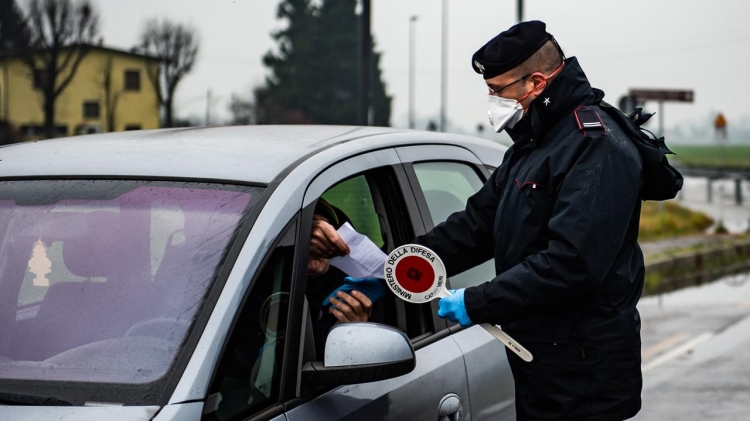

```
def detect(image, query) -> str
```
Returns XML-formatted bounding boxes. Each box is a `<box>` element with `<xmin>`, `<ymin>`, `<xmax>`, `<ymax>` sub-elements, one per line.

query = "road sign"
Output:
<box><xmin>629</xmin><ymin>89</ymin><xmax>694</xmax><ymax>103</ymax></box>
<box><xmin>384</xmin><ymin>244</ymin><xmax>534</xmax><ymax>362</ymax></box>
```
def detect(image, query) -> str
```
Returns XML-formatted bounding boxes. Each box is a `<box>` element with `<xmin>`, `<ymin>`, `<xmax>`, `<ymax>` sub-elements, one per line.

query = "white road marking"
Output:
<box><xmin>642</xmin><ymin>332</ymin><xmax>691</xmax><ymax>360</ymax></box>
<box><xmin>642</xmin><ymin>332</ymin><xmax>714</xmax><ymax>373</ymax></box>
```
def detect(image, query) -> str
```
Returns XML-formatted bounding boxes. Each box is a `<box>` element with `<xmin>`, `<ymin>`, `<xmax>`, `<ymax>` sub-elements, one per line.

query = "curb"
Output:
<box><xmin>643</xmin><ymin>240</ymin><xmax>750</xmax><ymax>296</ymax></box>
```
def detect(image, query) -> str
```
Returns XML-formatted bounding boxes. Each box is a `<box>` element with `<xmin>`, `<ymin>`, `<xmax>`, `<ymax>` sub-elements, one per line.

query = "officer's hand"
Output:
<box><xmin>329</xmin><ymin>291</ymin><xmax>372</xmax><ymax>323</ymax></box>
<box><xmin>437</xmin><ymin>289</ymin><xmax>474</xmax><ymax>327</ymax></box>
<box><xmin>310</xmin><ymin>218</ymin><xmax>350</xmax><ymax>259</ymax></box>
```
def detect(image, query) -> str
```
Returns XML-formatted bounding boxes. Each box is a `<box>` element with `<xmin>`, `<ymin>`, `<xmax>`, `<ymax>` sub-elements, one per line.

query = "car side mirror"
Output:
<box><xmin>302</xmin><ymin>323</ymin><xmax>416</xmax><ymax>387</ymax></box>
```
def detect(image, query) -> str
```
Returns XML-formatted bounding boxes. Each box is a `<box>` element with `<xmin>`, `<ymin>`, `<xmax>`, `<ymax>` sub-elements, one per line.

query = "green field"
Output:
<box><xmin>670</xmin><ymin>145</ymin><xmax>750</xmax><ymax>169</ymax></box>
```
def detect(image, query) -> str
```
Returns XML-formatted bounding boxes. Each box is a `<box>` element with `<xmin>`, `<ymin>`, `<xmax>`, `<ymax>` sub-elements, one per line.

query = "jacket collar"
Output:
<box><xmin>506</xmin><ymin>56</ymin><xmax>599</xmax><ymax>148</ymax></box>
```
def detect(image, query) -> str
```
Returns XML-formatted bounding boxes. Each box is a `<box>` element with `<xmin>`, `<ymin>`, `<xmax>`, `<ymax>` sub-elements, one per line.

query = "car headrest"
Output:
<box><xmin>62</xmin><ymin>211</ymin><xmax>150</xmax><ymax>280</ymax></box>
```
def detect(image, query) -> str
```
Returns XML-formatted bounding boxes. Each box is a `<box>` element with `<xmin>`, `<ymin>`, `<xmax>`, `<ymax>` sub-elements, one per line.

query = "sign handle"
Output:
<box><xmin>479</xmin><ymin>324</ymin><xmax>533</xmax><ymax>362</ymax></box>
<box><xmin>441</xmin><ymin>290</ymin><xmax>533</xmax><ymax>362</ymax></box>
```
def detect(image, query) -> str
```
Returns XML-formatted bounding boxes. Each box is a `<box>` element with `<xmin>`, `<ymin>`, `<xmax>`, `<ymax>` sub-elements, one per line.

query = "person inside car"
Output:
<box><xmin>305</xmin><ymin>199</ymin><xmax>385</xmax><ymax>357</ymax></box>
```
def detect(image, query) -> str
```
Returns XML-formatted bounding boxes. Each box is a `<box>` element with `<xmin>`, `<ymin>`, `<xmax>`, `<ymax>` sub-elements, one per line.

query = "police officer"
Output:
<box><xmin>312</xmin><ymin>20</ymin><xmax>654</xmax><ymax>421</ymax></box>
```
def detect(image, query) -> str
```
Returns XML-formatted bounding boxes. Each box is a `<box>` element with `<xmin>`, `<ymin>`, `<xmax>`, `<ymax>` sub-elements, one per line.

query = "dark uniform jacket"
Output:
<box><xmin>415</xmin><ymin>57</ymin><xmax>644</xmax><ymax>421</ymax></box>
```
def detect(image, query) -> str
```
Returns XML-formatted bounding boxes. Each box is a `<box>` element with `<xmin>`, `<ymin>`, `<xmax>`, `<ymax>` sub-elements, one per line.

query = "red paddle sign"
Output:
<box><xmin>384</xmin><ymin>244</ymin><xmax>447</xmax><ymax>303</ymax></box>
<box><xmin>384</xmin><ymin>244</ymin><xmax>534</xmax><ymax>363</ymax></box>
<box><xmin>395</xmin><ymin>256</ymin><xmax>435</xmax><ymax>294</ymax></box>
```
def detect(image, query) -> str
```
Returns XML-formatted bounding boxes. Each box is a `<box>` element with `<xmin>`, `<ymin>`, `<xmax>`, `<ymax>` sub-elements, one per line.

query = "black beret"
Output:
<box><xmin>472</xmin><ymin>20</ymin><xmax>553</xmax><ymax>80</ymax></box>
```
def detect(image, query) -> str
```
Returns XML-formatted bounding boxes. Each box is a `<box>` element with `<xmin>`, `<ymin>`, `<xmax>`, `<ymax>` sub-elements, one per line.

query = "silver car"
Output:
<box><xmin>0</xmin><ymin>126</ymin><xmax>515</xmax><ymax>421</ymax></box>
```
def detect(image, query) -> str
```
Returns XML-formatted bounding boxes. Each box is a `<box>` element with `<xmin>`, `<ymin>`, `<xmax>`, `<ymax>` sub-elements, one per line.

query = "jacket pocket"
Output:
<box><xmin>514</xmin><ymin>178</ymin><xmax>555</xmax><ymax>222</ymax></box>
<box><xmin>503</xmin><ymin>312</ymin><xmax>574</xmax><ymax>344</ymax></box>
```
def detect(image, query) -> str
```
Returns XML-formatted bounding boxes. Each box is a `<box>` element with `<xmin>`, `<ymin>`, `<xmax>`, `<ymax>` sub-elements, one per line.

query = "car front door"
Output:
<box><xmin>284</xmin><ymin>148</ymin><xmax>471</xmax><ymax>421</ymax></box>
<box><xmin>399</xmin><ymin>144</ymin><xmax>517</xmax><ymax>420</ymax></box>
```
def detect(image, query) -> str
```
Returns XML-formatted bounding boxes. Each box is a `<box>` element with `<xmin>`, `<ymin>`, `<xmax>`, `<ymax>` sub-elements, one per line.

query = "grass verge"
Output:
<box><xmin>639</xmin><ymin>201</ymin><xmax>714</xmax><ymax>241</ymax></box>
<box><xmin>670</xmin><ymin>144</ymin><xmax>750</xmax><ymax>170</ymax></box>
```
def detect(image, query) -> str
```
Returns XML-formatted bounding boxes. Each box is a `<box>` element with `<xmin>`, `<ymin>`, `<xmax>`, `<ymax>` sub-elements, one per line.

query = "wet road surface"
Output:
<box><xmin>634</xmin><ymin>273</ymin><xmax>750</xmax><ymax>420</ymax></box>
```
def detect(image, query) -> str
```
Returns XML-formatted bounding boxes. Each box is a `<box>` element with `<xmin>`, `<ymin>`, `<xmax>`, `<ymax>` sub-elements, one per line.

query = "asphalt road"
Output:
<box><xmin>634</xmin><ymin>272</ymin><xmax>750</xmax><ymax>420</ymax></box>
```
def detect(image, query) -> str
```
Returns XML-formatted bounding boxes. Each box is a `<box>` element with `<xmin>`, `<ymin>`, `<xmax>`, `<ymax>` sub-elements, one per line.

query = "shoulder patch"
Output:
<box><xmin>574</xmin><ymin>105</ymin><xmax>606</xmax><ymax>137</ymax></box>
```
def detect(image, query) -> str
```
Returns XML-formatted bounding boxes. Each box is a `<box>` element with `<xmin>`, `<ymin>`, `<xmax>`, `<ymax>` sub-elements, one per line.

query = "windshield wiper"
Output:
<box><xmin>0</xmin><ymin>391</ymin><xmax>73</xmax><ymax>406</ymax></box>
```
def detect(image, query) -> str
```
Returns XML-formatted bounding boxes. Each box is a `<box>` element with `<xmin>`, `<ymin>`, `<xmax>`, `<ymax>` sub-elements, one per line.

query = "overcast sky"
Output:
<box><xmin>96</xmin><ymin>0</ymin><xmax>750</xmax><ymax>137</ymax></box>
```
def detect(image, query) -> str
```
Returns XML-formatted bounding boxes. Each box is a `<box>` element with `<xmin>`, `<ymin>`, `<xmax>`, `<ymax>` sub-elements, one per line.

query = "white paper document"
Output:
<box><xmin>329</xmin><ymin>222</ymin><xmax>387</xmax><ymax>279</ymax></box>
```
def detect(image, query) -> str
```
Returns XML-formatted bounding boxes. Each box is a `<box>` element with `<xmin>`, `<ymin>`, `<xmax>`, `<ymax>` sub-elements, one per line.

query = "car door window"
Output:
<box><xmin>206</xmin><ymin>221</ymin><xmax>295</xmax><ymax>421</ymax></box>
<box><xmin>413</xmin><ymin>161</ymin><xmax>496</xmax><ymax>290</ymax></box>
<box><xmin>322</xmin><ymin>175</ymin><xmax>384</xmax><ymax>248</ymax></box>
<box><xmin>291</xmin><ymin>164</ymin><xmax>476</xmax><ymax>419</ymax></box>
<box><xmin>304</xmin><ymin>166</ymin><xmax>433</xmax><ymax>347</ymax></box>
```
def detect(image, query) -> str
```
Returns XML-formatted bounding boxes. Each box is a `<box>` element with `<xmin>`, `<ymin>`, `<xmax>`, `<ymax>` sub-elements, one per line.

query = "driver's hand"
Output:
<box><xmin>307</xmin><ymin>256</ymin><xmax>330</xmax><ymax>277</ymax></box>
<box><xmin>310</xmin><ymin>218</ymin><xmax>349</xmax><ymax>259</ymax></box>
<box><xmin>329</xmin><ymin>290</ymin><xmax>372</xmax><ymax>323</ymax></box>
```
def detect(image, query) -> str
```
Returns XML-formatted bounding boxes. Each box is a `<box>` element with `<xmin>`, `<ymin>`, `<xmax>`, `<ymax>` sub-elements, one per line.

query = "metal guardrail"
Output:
<box><xmin>674</xmin><ymin>165</ymin><xmax>750</xmax><ymax>179</ymax></box>
<box><xmin>674</xmin><ymin>165</ymin><xmax>748</xmax><ymax>205</ymax></box>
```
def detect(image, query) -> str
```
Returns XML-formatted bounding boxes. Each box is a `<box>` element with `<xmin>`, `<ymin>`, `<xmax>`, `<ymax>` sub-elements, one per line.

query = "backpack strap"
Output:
<box><xmin>573</xmin><ymin>105</ymin><xmax>606</xmax><ymax>137</ymax></box>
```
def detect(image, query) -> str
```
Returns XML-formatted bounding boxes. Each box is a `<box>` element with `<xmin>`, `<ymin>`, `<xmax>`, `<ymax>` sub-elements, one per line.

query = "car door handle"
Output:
<box><xmin>438</xmin><ymin>393</ymin><xmax>463</xmax><ymax>421</ymax></box>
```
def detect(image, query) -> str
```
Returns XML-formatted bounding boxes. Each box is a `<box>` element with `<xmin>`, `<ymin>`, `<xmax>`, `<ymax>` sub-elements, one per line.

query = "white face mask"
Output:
<box><xmin>487</xmin><ymin>95</ymin><xmax>525</xmax><ymax>133</ymax></box>
<box><xmin>484</xmin><ymin>60</ymin><xmax>566</xmax><ymax>133</ymax></box>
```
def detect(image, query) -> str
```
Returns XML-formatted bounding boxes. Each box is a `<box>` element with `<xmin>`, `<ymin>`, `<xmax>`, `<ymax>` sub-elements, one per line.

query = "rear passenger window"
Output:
<box><xmin>413</xmin><ymin>162</ymin><xmax>496</xmax><ymax>290</ymax></box>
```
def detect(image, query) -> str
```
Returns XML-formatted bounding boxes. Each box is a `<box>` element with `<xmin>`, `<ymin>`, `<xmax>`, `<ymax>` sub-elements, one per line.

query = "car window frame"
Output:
<box><xmin>295</xmin><ymin>165</ymin><xmax>425</xmax><ymax>359</ymax></box>
<box><xmin>282</xmin><ymin>153</ymin><xmax>438</xmax><ymax>412</ymax></box>
<box><xmin>203</xmin><ymin>215</ymin><xmax>301</xmax><ymax>421</ymax></box>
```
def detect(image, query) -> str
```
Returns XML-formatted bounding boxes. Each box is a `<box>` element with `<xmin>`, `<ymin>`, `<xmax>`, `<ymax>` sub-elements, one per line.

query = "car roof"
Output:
<box><xmin>0</xmin><ymin>125</ymin><xmax>506</xmax><ymax>184</ymax></box>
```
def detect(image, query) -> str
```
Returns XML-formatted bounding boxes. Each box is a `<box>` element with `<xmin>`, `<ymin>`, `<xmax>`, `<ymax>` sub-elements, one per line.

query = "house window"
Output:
<box><xmin>33</xmin><ymin>69</ymin><xmax>47</xmax><ymax>90</ymax></box>
<box><xmin>124</xmin><ymin>70</ymin><xmax>140</xmax><ymax>91</ymax></box>
<box><xmin>83</xmin><ymin>101</ymin><xmax>100</xmax><ymax>119</ymax></box>
<box><xmin>19</xmin><ymin>125</ymin><xmax>67</xmax><ymax>138</ymax></box>
<box><xmin>124</xmin><ymin>124</ymin><xmax>141</xmax><ymax>131</ymax></box>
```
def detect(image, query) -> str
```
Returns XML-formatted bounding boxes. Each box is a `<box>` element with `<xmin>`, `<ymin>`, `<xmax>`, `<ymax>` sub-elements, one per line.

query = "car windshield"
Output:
<box><xmin>0</xmin><ymin>180</ymin><xmax>261</xmax><ymax>404</ymax></box>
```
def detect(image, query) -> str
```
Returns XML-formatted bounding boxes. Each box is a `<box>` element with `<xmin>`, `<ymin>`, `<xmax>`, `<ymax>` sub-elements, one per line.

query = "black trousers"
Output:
<box><xmin>507</xmin><ymin>336</ymin><xmax>642</xmax><ymax>421</ymax></box>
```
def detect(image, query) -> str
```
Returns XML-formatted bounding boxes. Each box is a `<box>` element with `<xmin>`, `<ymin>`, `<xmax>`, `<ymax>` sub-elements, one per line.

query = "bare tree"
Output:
<box><xmin>228</xmin><ymin>92</ymin><xmax>256</xmax><ymax>125</ymax></box>
<box><xmin>24</xmin><ymin>0</ymin><xmax>99</xmax><ymax>139</ymax></box>
<box><xmin>140</xmin><ymin>18</ymin><xmax>199</xmax><ymax>128</ymax></box>
<box><xmin>99</xmin><ymin>56</ymin><xmax>120</xmax><ymax>132</ymax></box>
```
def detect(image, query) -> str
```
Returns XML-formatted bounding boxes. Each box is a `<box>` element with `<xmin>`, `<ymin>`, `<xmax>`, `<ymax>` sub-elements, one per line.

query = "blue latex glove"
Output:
<box><xmin>437</xmin><ymin>289</ymin><xmax>473</xmax><ymax>327</ymax></box>
<box><xmin>323</xmin><ymin>277</ymin><xmax>387</xmax><ymax>307</ymax></box>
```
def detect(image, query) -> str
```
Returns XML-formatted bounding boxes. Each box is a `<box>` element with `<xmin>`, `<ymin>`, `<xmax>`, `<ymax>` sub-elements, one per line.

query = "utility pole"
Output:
<box><xmin>440</xmin><ymin>0</ymin><xmax>448</xmax><ymax>132</ymax></box>
<box><xmin>206</xmin><ymin>89</ymin><xmax>212</xmax><ymax>127</ymax></box>
<box><xmin>517</xmin><ymin>0</ymin><xmax>523</xmax><ymax>23</ymax></box>
<box><xmin>358</xmin><ymin>0</ymin><xmax>372</xmax><ymax>126</ymax></box>
<box><xmin>658</xmin><ymin>100</ymin><xmax>664</xmax><ymax>138</ymax></box>
<box><xmin>409</xmin><ymin>15</ymin><xmax>418</xmax><ymax>129</ymax></box>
